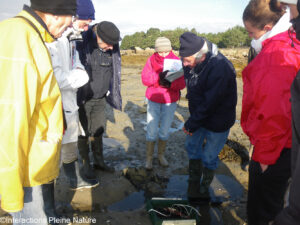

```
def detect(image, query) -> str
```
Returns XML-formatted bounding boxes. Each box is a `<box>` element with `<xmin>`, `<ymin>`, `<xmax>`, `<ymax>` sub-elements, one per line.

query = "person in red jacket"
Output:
<box><xmin>141</xmin><ymin>37</ymin><xmax>186</xmax><ymax>170</ymax></box>
<box><xmin>242</xmin><ymin>0</ymin><xmax>300</xmax><ymax>224</ymax></box>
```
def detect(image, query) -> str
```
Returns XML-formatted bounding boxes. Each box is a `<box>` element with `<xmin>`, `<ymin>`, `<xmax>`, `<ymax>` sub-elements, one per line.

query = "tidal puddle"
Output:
<box><xmin>165</xmin><ymin>174</ymin><xmax>243</xmax><ymax>201</ymax></box>
<box><xmin>107</xmin><ymin>191</ymin><xmax>145</xmax><ymax>212</ymax></box>
<box><xmin>108</xmin><ymin>174</ymin><xmax>244</xmax><ymax>216</ymax></box>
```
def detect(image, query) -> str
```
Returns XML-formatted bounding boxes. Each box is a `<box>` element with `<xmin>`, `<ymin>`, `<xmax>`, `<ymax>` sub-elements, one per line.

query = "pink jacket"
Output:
<box><xmin>141</xmin><ymin>55</ymin><xmax>186</xmax><ymax>104</ymax></box>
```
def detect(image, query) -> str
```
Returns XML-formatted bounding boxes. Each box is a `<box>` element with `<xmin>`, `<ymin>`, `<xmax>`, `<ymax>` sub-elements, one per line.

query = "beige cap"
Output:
<box><xmin>279</xmin><ymin>0</ymin><xmax>297</xmax><ymax>4</ymax></box>
<box><xmin>155</xmin><ymin>37</ymin><xmax>172</xmax><ymax>52</ymax></box>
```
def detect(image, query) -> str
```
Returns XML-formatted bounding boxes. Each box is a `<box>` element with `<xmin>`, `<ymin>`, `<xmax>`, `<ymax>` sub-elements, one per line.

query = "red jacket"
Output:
<box><xmin>141</xmin><ymin>53</ymin><xmax>186</xmax><ymax>104</ymax></box>
<box><xmin>241</xmin><ymin>31</ymin><xmax>300</xmax><ymax>165</ymax></box>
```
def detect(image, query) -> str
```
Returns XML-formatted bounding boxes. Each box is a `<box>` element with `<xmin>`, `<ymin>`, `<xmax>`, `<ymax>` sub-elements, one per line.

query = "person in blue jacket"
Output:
<box><xmin>76</xmin><ymin>21</ymin><xmax>122</xmax><ymax>177</ymax></box>
<box><xmin>179</xmin><ymin>32</ymin><xmax>237</xmax><ymax>204</ymax></box>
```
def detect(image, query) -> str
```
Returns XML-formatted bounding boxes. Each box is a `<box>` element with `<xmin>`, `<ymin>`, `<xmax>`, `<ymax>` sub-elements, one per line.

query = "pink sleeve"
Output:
<box><xmin>141</xmin><ymin>58</ymin><xmax>159</xmax><ymax>87</ymax></box>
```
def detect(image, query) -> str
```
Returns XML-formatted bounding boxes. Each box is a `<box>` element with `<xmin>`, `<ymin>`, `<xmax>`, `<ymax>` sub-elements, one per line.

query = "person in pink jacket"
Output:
<box><xmin>141</xmin><ymin>37</ymin><xmax>186</xmax><ymax>170</ymax></box>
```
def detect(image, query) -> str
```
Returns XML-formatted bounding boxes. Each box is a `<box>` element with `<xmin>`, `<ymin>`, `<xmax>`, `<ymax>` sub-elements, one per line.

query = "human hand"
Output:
<box><xmin>159</xmin><ymin>70</ymin><xmax>169</xmax><ymax>80</ymax></box>
<box><xmin>183</xmin><ymin>126</ymin><xmax>193</xmax><ymax>136</ymax></box>
<box><xmin>260</xmin><ymin>163</ymin><xmax>268</xmax><ymax>172</ymax></box>
<box><xmin>159</xmin><ymin>78</ymin><xmax>171</xmax><ymax>88</ymax></box>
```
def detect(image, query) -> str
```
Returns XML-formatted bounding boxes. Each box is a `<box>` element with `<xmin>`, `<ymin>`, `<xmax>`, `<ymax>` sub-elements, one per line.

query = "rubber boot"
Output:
<box><xmin>145</xmin><ymin>141</ymin><xmax>155</xmax><ymax>170</ymax></box>
<box><xmin>92</xmin><ymin>136</ymin><xmax>115</xmax><ymax>172</ymax></box>
<box><xmin>199</xmin><ymin>167</ymin><xmax>223</xmax><ymax>205</ymax></box>
<box><xmin>187</xmin><ymin>159</ymin><xmax>203</xmax><ymax>201</ymax></box>
<box><xmin>78</xmin><ymin>137</ymin><xmax>96</xmax><ymax>179</ymax></box>
<box><xmin>63</xmin><ymin>160</ymin><xmax>99</xmax><ymax>190</ymax></box>
<box><xmin>199</xmin><ymin>167</ymin><xmax>215</xmax><ymax>200</ymax></box>
<box><xmin>158</xmin><ymin>139</ymin><xmax>169</xmax><ymax>167</ymax></box>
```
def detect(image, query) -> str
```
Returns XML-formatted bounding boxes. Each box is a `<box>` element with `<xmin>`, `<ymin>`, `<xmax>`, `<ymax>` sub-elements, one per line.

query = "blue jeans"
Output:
<box><xmin>185</xmin><ymin>127</ymin><xmax>229</xmax><ymax>170</ymax></box>
<box><xmin>10</xmin><ymin>182</ymin><xmax>57</xmax><ymax>225</ymax></box>
<box><xmin>146</xmin><ymin>100</ymin><xmax>177</xmax><ymax>141</ymax></box>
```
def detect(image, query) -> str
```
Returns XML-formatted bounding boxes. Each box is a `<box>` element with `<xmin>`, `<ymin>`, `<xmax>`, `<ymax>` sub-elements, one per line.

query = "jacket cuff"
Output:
<box><xmin>184</xmin><ymin>120</ymin><xmax>198</xmax><ymax>133</ymax></box>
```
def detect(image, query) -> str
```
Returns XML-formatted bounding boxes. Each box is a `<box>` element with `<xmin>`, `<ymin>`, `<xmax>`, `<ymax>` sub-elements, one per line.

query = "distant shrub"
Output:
<box><xmin>121</xmin><ymin>26</ymin><xmax>251</xmax><ymax>50</ymax></box>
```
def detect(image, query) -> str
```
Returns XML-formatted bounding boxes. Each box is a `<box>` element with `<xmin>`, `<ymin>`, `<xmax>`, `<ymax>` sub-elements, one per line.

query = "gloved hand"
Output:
<box><xmin>158</xmin><ymin>70</ymin><xmax>171</xmax><ymax>88</ymax></box>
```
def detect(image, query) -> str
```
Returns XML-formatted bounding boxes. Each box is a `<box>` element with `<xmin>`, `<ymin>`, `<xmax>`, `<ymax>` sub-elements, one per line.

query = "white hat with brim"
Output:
<box><xmin>279</xmin><ymin>0</ymin><xmax>297</xmax><ymax>4</ymax></box>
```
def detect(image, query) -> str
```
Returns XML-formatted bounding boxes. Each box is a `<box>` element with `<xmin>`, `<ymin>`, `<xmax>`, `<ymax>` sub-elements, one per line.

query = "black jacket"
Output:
<box><xmin>76</xmin><ymin>25</ymin><xmax>122</xmax><ymax>110</ymax></box>
<box><xmin>274</xmin><ymin>71</ymin><xmax>300</xmax><ymax>225</ymax></box>
<box><xmin>183</xmin><ymin>43</ymin><xmax>237</xmax><ymax>133</ymax></box>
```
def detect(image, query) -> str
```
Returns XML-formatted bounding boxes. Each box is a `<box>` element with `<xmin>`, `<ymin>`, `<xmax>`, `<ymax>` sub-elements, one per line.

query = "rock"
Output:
<box><xmin>134</xmin><ymin>46</ymin><xmax>144</xmax><ymax>54</ymax></box>
<box><xmin>144</xmin><ymin>47</ymin><xmax>155</xmax><ymax>54</ymax></box>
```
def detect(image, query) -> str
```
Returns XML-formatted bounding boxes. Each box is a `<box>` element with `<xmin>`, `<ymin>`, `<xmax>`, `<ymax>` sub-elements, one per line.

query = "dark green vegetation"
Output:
<box><xmin>121</xmin><ymin>26</ymin><xmax>251</xmax><ymax>50</ymax></box>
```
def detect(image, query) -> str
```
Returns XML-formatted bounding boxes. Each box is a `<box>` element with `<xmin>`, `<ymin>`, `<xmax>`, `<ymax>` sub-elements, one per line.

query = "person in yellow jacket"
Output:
<box><xmin>0</xmin><ymin>0</ymin><xmax>76</xmax><ymax>224</ymax></box>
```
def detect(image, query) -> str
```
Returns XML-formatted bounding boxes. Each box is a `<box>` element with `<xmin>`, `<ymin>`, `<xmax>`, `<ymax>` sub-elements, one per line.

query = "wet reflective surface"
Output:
<box><xmin>108</xmin><ymin>174</ymin><xmax>244</xmax><ymax>224</ymax></box>
<box><xmin>108</xmin><ymin>191</ymin><xmax>145</xmax><ymax>212</ymax></box>
<box><xmin>164</xmin><ymin>174</ymin><xmax>243</xmax><ymax>201</ymax></box>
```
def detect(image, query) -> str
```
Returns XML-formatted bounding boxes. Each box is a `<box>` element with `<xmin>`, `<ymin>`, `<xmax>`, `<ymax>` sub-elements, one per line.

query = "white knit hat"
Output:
<box><xmin>279</xmin><ymin>0</ymin><xmax>297</xmax><ymax>4</ymax></box>
<box><xmin>155</xmin><ymin>37</ymin><xmax>172</xmax><ymax>52</ymax></box>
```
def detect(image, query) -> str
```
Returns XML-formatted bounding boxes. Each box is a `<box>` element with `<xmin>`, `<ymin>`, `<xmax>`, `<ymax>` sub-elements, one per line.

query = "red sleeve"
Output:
<box><xmin>170</xmin><ymin>75</ymin><xmax>186</xmax><ymax>91</ymax></box>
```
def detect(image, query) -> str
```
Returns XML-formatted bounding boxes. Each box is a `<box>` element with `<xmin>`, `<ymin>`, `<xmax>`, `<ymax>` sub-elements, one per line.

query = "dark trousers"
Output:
<box><xmin>78</xmin><ymin>98</ymin><xmax>106</xmax><ymax>137</ymax></box>
<box><xmin>247</xmin><ymin>148</ymin><xmax>291</xmax><ymax>225</ymax></box>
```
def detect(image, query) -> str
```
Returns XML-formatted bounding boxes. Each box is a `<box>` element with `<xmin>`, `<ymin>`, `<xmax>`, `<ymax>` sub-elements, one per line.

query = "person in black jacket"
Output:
<box><xmin>272</xmin><ymin>0</ymin><xmax>300</xmax><ymax>224</ymax></box>
<box><xmin>76</xmin><ymin>21</ymin><xmax>122</xmax><ymax>178</ymax></box>
<box><xmin>179</xmin><ymin>32</ymin><xmax>237</xmax><ymax>204</ymax></box>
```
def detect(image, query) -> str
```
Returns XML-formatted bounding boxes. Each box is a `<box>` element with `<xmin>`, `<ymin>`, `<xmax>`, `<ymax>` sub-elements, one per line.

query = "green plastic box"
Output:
<box><xmin>146</xmin><ymin>198</ymin><xmax>200</xmax><ymax>225</ymax></box>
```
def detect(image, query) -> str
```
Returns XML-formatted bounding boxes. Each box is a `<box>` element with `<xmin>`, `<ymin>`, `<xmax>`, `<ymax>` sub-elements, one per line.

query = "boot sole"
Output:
<box><xmin>70</xmin><ymin>182</ymin><xmax>99</xmax><ymax>191</ymax></box>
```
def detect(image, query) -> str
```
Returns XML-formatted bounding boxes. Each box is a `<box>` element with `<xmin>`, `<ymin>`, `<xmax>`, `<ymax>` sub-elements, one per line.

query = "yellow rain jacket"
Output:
<box><xmin>0</xmin><ymin>8</ymin><xmax>63</xmax><ymax>212</ymax></box>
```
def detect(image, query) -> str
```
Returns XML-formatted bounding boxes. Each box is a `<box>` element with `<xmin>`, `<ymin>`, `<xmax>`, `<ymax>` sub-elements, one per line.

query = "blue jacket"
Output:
<box><xmin>76</xmin><ymin>25</ymin><xmax>122</xmax><ymax>111</ymax></box>
<box><xmin>184</xmin><ymin>45</ymin><xmax>237</xmax><ymax>133</ymax></box>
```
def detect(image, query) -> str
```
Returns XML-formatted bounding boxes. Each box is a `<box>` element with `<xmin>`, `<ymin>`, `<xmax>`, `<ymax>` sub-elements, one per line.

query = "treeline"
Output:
<box><xmin>120</xmin><ymin>26</ymin><xmax>251</xmax><ymax>50</ymax></box>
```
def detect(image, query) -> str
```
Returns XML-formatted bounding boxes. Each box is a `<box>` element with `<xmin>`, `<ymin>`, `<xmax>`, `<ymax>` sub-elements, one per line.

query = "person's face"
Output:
<box><xmin>49</xmin><ymin>15</ymin><xmax>72</xmax><ymax>38</ymax></box>
<box><xmin>181</xmin><ymin>55</ymin><xmax>204</xmax><ymax>68</ymax></box>
<box><xmin>158</xmin><ymin>51</ymin><xmax>170</xmax><ymax>57</ymax></box>
<box><xmin>96</xmin><ymin>35</ymin><xmax>114</xmax><ymax>51</ymax></box>
<box><xmin>74</xmin><ymin>19</ymin><xmax>92</xmax><ymax>31</ymax></box>
<box><xmin>243</xmin><ymin>20</ymin><xmax>269</xmax><ymax>40</ymax></box>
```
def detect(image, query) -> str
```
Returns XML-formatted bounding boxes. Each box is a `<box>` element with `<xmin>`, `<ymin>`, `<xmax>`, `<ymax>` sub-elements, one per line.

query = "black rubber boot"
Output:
<box><xmin>63</xmin><ymin>160</ymin><xmax>99</xmax><ymax>190</ymax></box>
<box><xmin>92</xmin><ymin>136</ymin><xmax>115</xmax><ymax>172</ymax></box>
<box><xmin>187</xmin><ymin>159</ymin><xmax>203</xmax><ymax>201</ymax></box>
<box><xmin>199</xmin><ymin>167</ymin><xmax>223</xmax><ymax>206</ymax></box>
<box><xmin>78</xmin><ymin>136</ymin><xmax>96</xmax><ymax>179</ymax></box>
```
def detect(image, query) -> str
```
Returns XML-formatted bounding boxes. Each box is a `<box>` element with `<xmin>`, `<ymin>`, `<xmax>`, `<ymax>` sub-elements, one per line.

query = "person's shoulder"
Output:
<box><xmin>208</xmin><ymin>52</ymin><xmax>236</xmax><ymax>76</ymax></box>
<box><xmin>210</xmin><ymin>52</ymin><xmax>233</xmax><ymax>67</ymax></box>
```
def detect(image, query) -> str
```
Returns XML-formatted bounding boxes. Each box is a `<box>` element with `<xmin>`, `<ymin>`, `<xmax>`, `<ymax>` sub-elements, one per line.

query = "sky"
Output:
<box><xmin>0</xmin><ymin>0</ymin><xmax>249</xmax><ymax>37</ymax></box>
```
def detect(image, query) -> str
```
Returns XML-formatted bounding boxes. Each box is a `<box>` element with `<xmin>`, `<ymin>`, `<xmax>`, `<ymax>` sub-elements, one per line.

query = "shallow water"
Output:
<box><xmin>108</xmin><ymin>174</ymin><xmax>243</xmax><ymax>225</ymax></box>
<box><xmin>107</xmin><ymin>191</ymin><xmax>145</xmax><ymax>212</ymax></box>
<box><xmin>164</xmin><ymin>174</ymin><xmax>244</xmax><ymax>201</ymax></box>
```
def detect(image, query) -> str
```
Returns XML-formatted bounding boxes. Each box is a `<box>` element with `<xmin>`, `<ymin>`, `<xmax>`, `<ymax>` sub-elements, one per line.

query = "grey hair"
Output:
<box><xmin>193</xmin><ymin>40</ymin><xmax>208</xmax><ymax>59</ymax></box>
